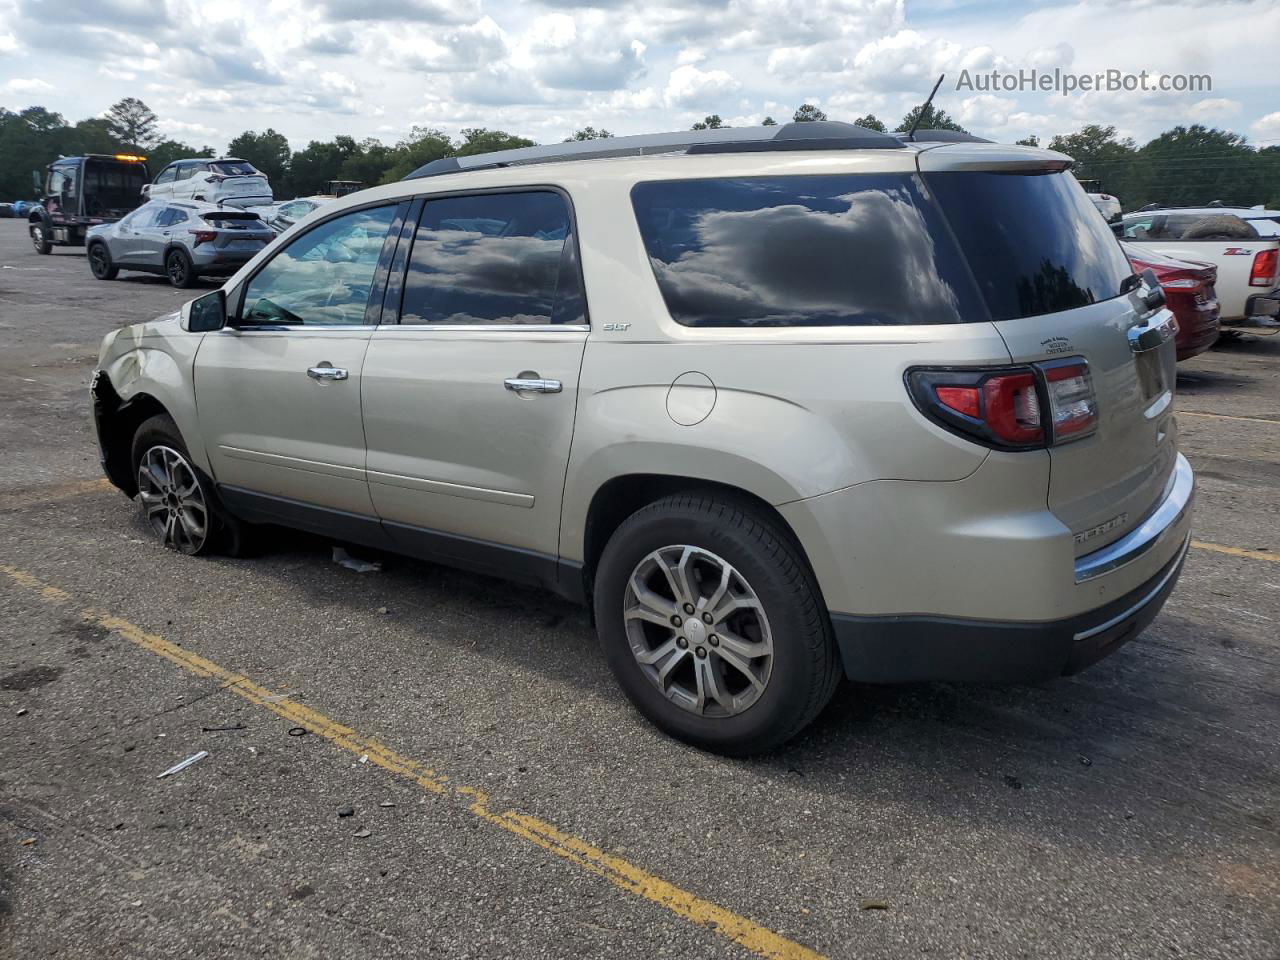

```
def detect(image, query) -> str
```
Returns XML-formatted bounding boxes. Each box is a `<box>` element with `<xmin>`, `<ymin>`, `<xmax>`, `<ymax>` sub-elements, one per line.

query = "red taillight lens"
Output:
<box><xmin>190</xmin><ymin>229</ymin><xmax>217</xmax><ymax>247</ymax></box>
<box><xmin>909</xmin><ymin>357</ymin><xmax>1097</xmax><ymax>450</ymax></box>
<box><xmin>1250</xmin><ymin>249</ymin><xmax>1278</xmax><ymax>287</ymax></box>
<box><xmin>982</xmin><ymin>372</ymin><xmax>1042</xmax><ymax>445</ymax></box>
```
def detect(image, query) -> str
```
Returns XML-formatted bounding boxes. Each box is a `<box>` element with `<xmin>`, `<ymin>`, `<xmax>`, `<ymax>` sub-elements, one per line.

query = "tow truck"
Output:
<box><xmin>28</xmin><ymin>154</ymin><xmax>149</xmax><ymax>254</ymax></box>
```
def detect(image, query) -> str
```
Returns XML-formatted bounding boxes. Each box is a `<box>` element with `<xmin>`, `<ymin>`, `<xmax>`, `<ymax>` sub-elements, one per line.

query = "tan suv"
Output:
<box><xmin>91</xmin><ymin>122</ymin><xmax>1194</xmax><ymax>755</ymax></box>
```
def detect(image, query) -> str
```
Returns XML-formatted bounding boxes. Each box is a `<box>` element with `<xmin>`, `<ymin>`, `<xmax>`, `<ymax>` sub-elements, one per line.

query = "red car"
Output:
<box><xmin>1125</xmin><ymin>242</ymin><xmax>1221</xmax><ymax>361</ymax></box>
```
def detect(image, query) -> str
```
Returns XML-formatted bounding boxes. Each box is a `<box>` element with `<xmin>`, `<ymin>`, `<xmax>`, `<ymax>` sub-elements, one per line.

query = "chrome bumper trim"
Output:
<box><xmin>1074</xmin><ymin>535</ymin><xmax>1189</xmax><ymax>642</ymax></box>
<box><xmin>1074</xmin><ymin>452</ymin><xmax>1194</xmax><ymax>584</ymax></box>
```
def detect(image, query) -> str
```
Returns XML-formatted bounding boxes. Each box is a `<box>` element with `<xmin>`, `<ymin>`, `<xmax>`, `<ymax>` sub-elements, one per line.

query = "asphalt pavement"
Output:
<box><xmin>1</xmin><ymin>219</ymin><xmax>1277</xmax><ymax>959</ymax></box>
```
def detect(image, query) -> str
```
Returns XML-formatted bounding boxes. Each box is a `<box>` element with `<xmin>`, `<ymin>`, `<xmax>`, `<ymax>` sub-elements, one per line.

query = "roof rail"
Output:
<box><xmin>896</xmin><ymin>129</ymin><xmax>992</xmax><ymax>144</ymax></box>
<box><xmin>404</xmin><ymin>121</ymin><xmax>905</xmax><ymax>180</ymax></box>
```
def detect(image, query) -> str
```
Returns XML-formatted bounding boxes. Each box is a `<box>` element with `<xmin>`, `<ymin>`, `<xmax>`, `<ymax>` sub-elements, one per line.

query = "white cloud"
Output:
<box><xmin>3</xmin><ymin>77</ymin><xmax>54</xmax><ymax>94</ymax></box>
<box><xmin>1252</xmin><ymin>111</ymin><xmax>1280</xmax><ymax>142</ymax></box>
<box><xmin>1188</xmin><ymin>97</ymin><xmax>1241</xmax><ymax>120</ymax></box>
<box><xmin>0</xmin><ymin>32</ymin><xmax>18</xmax><ymax>54</ymax></box>
<box><xmin>664</xmin><ymin>63</ymin><xmax>741</xmax><ymax>108</ymax></box>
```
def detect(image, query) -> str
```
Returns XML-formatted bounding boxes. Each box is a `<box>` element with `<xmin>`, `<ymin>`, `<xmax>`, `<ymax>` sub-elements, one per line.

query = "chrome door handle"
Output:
<box><xmin>307</xmin><ymin>364</ymin><xmax>348</xmax><ymax>381</ymax></box>
<box><xmin>1128</xmin><ymin>314</ymin><xmax>1176</xmax><ymax>354</ymax></box>
<box><xmin>504</xmin><ymin>377</ymin><xmax>562</xmax><ymax>394</ymax></box>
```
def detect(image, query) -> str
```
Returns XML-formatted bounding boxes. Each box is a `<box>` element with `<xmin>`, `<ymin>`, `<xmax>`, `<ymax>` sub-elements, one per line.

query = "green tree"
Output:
<box><xmin>793</xmin><ymin>104</ymin><xmax>828</xmax><ymax>123</ymax></box>
<box><xmin>761</xmin><ymin>116</ymin><xmax>777</xmax><ymax>126</ymax></box>
<box><xmin>455</xmin><ymin>128</ymin><xmax>536</xmax><ymax>157</ymax></box>
<box><xmin>564</xmin><ymin>126</ymin><xmax>612</xmax><ymax>141</ymax></box>
<box><xmin>227</xmin><ymin>128</ymin><xmax>292</xmax><ymax>187</ymax></box>
<box><xmin>287</xmin><ymin>135</ymin><xmax>364</xmax><ymax>195</ymax></box>
<box><xmin>853</xmin><ymin>114</ymin><xmax>886</xmax><ymax>132</ymax></box>
<box><xmin>0</xmin><ymin>107</ymin><xmax>70</xmax><ymax>199</ymax></box>
<box><xmin>1015</xmin><ymin>135</ymin><xmax>1040</xmax><ymax>147</ymax></box>
<box><xmin>340</xmin><ymin>137</ymin><xmax>394</xmax><ymax>187</ymax></box>
<box><xmin>1131</xmin><ymin>125</ymin><xmax>1261</xmax><ymax>208</ymax></box>
<box><xmin>691</xmin><ymin>115</ymin><xmax>725</xmax><ymax>130</ymax></box>
<box><xmin>147</xmin><ymin>140</ymin><xmax>214</xmax><ymax>174</ymax></box>
<box><xmin>1048</xmin><ymin>124</ymin><xmax>1137</xmax><ymax>203</ymax></box>
<box><xmin>104</xmin><ymin>97</ymin><xmax>158</xmax><ymax>150</ymax></box>
<box><xmin>895</xmin><ymin>104</ymin><xmax>966</xmax><ymax>133</ymax></box>
<box><xmin>379</xmin><ymin>127</ymin><xmax>455</xmax><ymax>183</ymax></box>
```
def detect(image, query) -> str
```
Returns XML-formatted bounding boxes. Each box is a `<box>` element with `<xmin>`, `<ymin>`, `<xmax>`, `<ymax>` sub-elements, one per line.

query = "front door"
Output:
<box><xmin>361</xmin><ymin>189</ymin><xmax>589</xmax><ymax>582</ymax></box>
<box><xmin>193</xmin><ymin>202</ymin><xmax>405</xmax><ymax>522</ymax></box>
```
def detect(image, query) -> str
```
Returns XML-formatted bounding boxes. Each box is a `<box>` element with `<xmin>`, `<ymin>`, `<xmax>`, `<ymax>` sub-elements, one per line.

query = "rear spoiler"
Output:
<box><xmin>915</xmin><ymin>143</ymin><xmax>1074</xmax><ymax>174</ymax></box>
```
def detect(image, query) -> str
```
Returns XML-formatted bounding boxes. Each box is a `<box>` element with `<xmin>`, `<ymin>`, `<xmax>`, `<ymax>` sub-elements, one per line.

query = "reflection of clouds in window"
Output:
<box><xmin>650</xmin><ymin>189</ymin><xmax>963</xmax><ymax>326</ymax></box>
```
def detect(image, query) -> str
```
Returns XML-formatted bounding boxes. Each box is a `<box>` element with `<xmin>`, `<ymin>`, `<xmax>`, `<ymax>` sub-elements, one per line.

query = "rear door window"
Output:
<box><xmin>924</xmin><ymin>170</ymin><xmax>1134</xmax><ymax>321</ymax></box>
<box><xmin>400</xmin><ymin>190</ymin><xmax>585</xmax><ymax>326</ymax></box>
<box><xmin>211</xmin><ymin>161</ymin><xmax>259</xmax><ymax>177</ymax></box>
<box><xmin>631</xmin><ymin>174</ymin><xmax>984</xmax><ymax>327</ymax></box>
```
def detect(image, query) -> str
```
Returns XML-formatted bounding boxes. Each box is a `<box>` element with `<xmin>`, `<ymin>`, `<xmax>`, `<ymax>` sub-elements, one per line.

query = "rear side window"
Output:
<box><xmin>924</xmin><ymin>170</ymin><xmax>1134</xmax><ymax>322</ymax></box>
<box><xmin>631</xmin><ymin>175</ymin><xmax>984</xmax><ymax>327</ymax></box>
<box><xmin>400</xmin><ymin>190</ymin><xmax>585</xmax><ymax>325</ymax></box>
<box><xmin>205</xmin><ymin>212</ymin><xmax>261</xmax><ymax>229</ymax></box>
<box><xmin>211</xmin><ymin>161</ymin><xmax>259</xmax><ymax>176</ymax></box>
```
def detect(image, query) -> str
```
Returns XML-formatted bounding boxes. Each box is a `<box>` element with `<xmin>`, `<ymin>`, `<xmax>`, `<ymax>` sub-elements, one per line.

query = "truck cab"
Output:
<box><xmin>28</xmin><ymin>154</ymin><xmax>150</xmax><ymax>254</ymax></box>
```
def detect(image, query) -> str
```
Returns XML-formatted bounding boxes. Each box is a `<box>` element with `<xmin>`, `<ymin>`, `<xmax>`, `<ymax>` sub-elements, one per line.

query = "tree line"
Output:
<box><xmin>2</xmin><ymin>97</ymin><xmax>1277</xmax><ymax>210</ymax></box>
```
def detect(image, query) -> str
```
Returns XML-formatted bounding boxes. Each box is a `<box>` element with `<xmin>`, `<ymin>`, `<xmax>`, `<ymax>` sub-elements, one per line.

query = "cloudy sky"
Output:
<box><xmin>1</xmin><ymin>0</ymin><xmax>1277</xmax><ymax>152</ymax></box>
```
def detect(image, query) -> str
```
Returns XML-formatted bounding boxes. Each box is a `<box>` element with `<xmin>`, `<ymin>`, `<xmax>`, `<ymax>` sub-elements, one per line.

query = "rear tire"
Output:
<box><xmin>593</xmin><ymin>493</ymin><xmax>839</xmax><ymax>756</ymax></box>
<box><xmin>88</xmin><ymin>242</ymin><xmax>118</xmax><ymax>280</ymax></box>
<box><xmin>166</xmin><ymin>249</ymin><xmax>196</xmax><ymax>288</ymax></box>
<box><xmin>31</xmin><ymin>222</ymin><xmax>51</xmax><ymax>255</ymax></box>
<box><xmin>130</xmin><ymin>414</ymin><xmax>253</xmax><ymax>557</ymax></box>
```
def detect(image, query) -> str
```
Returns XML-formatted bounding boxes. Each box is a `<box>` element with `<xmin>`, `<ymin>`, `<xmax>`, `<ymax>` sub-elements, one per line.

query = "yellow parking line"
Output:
<box><xmin>0</xmin><ymin>563</ymin><xmax>824</xmax><ymax>960</ymax></box>
<box><xmin>1191</xmin><ymin>541</ymin><xmax>1280</xmax><ymax>565</ymax></box>
<box><xmin>0</xmin><ymin>477</ymin><xmax>114</xmax><ymax>511</ymax></box>
<box><xmin>1178</xmin><ymin>411</ymin><xmax>1280</xmax><ymax>426</ymax></box>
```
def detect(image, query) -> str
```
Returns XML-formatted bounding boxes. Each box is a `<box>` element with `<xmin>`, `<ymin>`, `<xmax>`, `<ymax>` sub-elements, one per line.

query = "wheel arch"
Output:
<box><xmin>93</xmin><ymin>377</ymin><xmax>173</xmax><ymax>496</ymax></box>
<box><xmin>574</xmin><ymin>473</ymin><xmax>814</xmax><ymax>607</ymax></box>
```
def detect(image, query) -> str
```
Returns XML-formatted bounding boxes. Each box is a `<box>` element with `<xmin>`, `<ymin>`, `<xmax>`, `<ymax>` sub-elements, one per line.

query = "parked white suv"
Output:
<box><xmin>91</xmin><ymin>123</ymin><xmax>1194</xmax><ymax>754</ymax></box>
<box><xmin>144</xmin><ymin>158</ymin><xmax>272</xmax><ymax>209</ymax></box>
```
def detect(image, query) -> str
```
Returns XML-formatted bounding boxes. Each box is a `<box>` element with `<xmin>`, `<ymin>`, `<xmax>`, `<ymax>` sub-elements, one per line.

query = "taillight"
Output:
<box><xmin>907</xmin><ymin>357</ymin><xmax>1098</xmax><ymax>450</ymax></box>
<box><xmin>1250</xmin><ymin>249</ymin><xmax>1278</xmax><ymax>287</ymax></box>
<box><xmin>190</xmin><ymin>229</ymin><xmax>217</xmax><ymax>247</ymax></box>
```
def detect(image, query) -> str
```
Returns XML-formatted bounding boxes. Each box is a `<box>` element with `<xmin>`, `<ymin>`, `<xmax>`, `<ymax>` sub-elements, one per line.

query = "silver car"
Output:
<box><xmin>91</xmin><ymin>123</ymin><xmax>1193</xmax><ymax>754</ymax></box>
<box><xmin>86</xmin><ymin>200</ymin><xmax>275</xmax><ymax>288</ymax></box>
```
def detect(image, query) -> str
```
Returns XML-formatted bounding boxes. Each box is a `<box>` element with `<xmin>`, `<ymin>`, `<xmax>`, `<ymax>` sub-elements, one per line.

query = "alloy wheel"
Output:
<box><xmin>623</xmin><ymin>545</ymin><xmax>774</xmax><ymax>718</ymax></box>
<box><xmin>167</xmin><ymin>254</ymin><xmax>188</xmax><ymax>286</ymax></box>
<box><xmin>89</xmin><ymin>245</ymin><xmax>108</xmax><ymax>276</ymax></box>
<box><xmin>31</xmin><ymin>226</ymin><xmax>44</xmax><ymax>251</ymax></box>
<box><xmin>137</xmin><ymin>445</ymin><xmax>209</xmax><ymax>554</ymax></box>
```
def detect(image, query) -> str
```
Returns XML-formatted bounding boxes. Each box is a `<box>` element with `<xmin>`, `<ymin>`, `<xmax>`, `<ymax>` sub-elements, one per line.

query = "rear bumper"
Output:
<box><xmin>1242</xmin><ymin>293</ymin><xmax>1280</xmax><ymax>325</ymax></box>
<box><xmin>832</xmin><ymin>536</ymin><xmax>1188</xmax><ymax>683</ymax></box>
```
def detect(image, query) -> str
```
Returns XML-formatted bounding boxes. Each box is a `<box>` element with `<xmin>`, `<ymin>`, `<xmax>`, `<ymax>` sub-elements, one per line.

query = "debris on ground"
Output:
<box><xmin>157</xmin><ymin>750</ymin><xmax>209</xmax><ymax>779</ymax></box>
<box><xmin>1079</xmin><ymin>756</ymin><xmax>1093</xmax><ymax>767</ymax></box>
<box><xmin>263</xmin><ymin>692</ymin><xmax>299</xmax><ymax>704</ymax></box>
<box><xmin>201</xmin><ymin>724</ymin><xmax>246</xmax><ymax>733</ymax></box>
<box><xmin>379</xmin><ymin>801</ymin><xmax>396</xmax><ymax>808</ymax></box>
<box><xmin>376</xmin><ymin>606</ymin><xmax>389</xmax><ymax>615</ymax></box>
<box><xmin>287</xmin><ymin>727</ymin><xmax>308</xmax><ymax>737</ymax></box>
<box><xmin>19</xmin><ymin>837</ymin><xmax>36</xmax><ymax>846</ymax></box>
<box><xmin>358</xmin><ymin>754</ymin><xmax>369</xmax><ymax>764</ymax></box>
<box><xmin>1003</xmin><ymin>775</ymin><xmax>1023</xmax><ymax>790</ymax></box>
<box><xmin>16</xmin><ymin>708</ymin><xmax>27</xmax><ymax>717</ymax></box>
<box><xmin>860</xmin><ymin>899</ymin><xmax>890</xmax><ymax>910</ymax></box>
<box><xmin>332</xmin><ymin>547</ymin><xmax>381</xmax><ymax>573</ymax></box>
<box><xmin>353</xmin><ymin>828</ymin><xmax>372</xmax><ymax>838</ymax></box>
<box><xmin>338</xmin><ymin>806</ymin><xmax>355</xmax><ymax>818</ymax></box>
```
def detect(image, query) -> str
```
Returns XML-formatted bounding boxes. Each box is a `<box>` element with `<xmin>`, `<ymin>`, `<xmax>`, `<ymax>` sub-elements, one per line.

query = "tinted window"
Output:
<box><xmin>176</xmin><ymin>165</ymin><xmax>200</xmax><ymax>181</ymax></box>
<box><xmin>925</xmin><ymin>170</ymin><xmax>1134</xmax><ymax>322</ymax></box>
<box><xmin>631</xmin><ymin>175</ymin><xmax>984</xmax><ymax>327</ymax></box>
<box><xmin>155</xmin><ymin>208</ymin><xmax>185</xmax><ymax>227</ymax></box>
<box><xmin>401</xmin><ymin>191</ymin><xmax>584</xmax><ymax>326</ymax></box>
<box><xmin>155</xmin><ymin>166</ymin><xmax>177</xmax><ymax>185</ymax></box>
<box><xmin>241</xmin><ymin>205</ymin><xmax>398</xmax><ymax>326</ymax></box>
<box><xmin>211</xmin><ymin>161</ymin><xmax>258</xmax><ymax>176</ymax></box>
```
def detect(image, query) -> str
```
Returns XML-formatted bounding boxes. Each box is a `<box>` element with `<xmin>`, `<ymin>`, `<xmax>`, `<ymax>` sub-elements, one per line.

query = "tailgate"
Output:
<box><xmin>921</xmin><ymin>155</ymin><xmax>1178</xmax><ymax>557</ymax></box>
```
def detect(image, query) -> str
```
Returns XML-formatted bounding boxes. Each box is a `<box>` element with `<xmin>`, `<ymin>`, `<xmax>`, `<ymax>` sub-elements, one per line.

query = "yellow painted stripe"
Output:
<box><xmin>1178</xmin><ymin>411</ymin><xmax>1280</xmax><ymax>426</ymax></box>
<box><xmin>0</xmin><ymin>477</ymin><xmax>114</xmax><ymax>511</ymax></box>
<box><xmin>0</xmin><ymin>563</ymin><xmax>824</xmax><ymax>960</ymax></box>
<box><xmin>1191</xmin><ymin>540</ymin><xmax>1280</xmax><ymax>565</ymax></box>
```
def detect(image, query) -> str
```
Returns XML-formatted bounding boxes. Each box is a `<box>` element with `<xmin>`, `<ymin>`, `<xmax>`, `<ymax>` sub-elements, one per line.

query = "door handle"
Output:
<box><xmin>307</xmin><ymin>364</ymin><xmax>349</xmax><ymax>381</ymax></box>
<box><xmin>504</xmin><ymin>377</ymin><xmax>562</xmax><ymax>394</ymax></box>
<box><xmin>1128</xmin><ymin>315</ymin><xmax>1176</xmax><ymax>354</ymax></box>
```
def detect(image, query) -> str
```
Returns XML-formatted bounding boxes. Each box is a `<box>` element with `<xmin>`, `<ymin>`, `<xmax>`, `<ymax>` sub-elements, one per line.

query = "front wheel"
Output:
<box><xmin>166</xmin><ymin>249</ymin><xmax>196</xmax><ymax>288</ymax></box>
<box><xmin>88</xmin><ymin>242</ymin><xmax>118</xmax><ymax>280</ymax></box>
<box><xmin>130</xmin><ymin>414</ymin><xmax>251</xmax><ymax>556</ymax></box>
<box><xmin>31</xmin><ymin>222</ymin><xmax>51</xmax><ymax>254</ymax></box>
<box><xmin>594</xmin><ymin>494</ymin><xmax>839</xmax><ymax>756</ymax></box>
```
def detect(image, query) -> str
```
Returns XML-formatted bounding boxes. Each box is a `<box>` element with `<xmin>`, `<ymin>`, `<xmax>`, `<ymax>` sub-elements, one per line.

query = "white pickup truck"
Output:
<box><xmin>1113</xmin><ymin>207</ymin><xmax>1280</xmax><ymax>327</ymax></box>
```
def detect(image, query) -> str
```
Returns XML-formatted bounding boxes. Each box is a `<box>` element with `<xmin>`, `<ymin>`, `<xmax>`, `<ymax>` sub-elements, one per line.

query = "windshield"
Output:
<box><xmin>211</xmin><ymin>161</ymin><xmax>259</xmax><ymax>177</ymax></box>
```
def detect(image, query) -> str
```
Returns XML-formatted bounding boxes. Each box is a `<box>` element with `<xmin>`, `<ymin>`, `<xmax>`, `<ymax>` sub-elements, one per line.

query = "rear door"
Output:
<box><xmin>923</xmin><ymin>157</ymin><xmax>1176</xmax><ymax>558</ymax></box>
<box><xmin>360</xmin><ymin>189</ymin><xmax>588</xmax><ymax>579</ymax></box>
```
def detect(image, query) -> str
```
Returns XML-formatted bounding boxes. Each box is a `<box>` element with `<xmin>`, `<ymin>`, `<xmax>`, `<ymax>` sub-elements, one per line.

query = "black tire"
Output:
<box><xmin>1181</xmin><ymin>215</ymin><xmax>1257</xmax><ymax>241</ymax></box>
<box><xmin>88</xmin><ymin>242</ymin><xmax>118</xmax><ymax>280</ymax></box>
<box><xmin>31</xmin><ymin>221</ymin><xmax>51</xmax><ymax>255</ymax></box>
<box><xmin>166</xmin><ymin>249</ymin><xmax>196</xmax><ymax>288</ymax></box>
<box><xmin>594</xmin><ymin>493</ymin><xmax>840</xmax><ymax>756</ymax></box>
<box><xmin>130</xmin><ymin>414</ymin><xmax>253</xmax><ymax>557</ymax></box>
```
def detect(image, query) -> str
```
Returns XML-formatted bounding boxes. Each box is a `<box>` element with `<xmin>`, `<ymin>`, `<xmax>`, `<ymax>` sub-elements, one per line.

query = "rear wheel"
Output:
<box><xmin>31</xmin><ymin>222</ymin><xmax>51</xmax><ymax>254</ymax></box>
<box><xmin>130</xmin><ymin>414</ymin><xmax>251</xmax><ymax>556</ymax></box>
<box><xmin>88</xmin><ymin>242</ymin><xmax>118</xmax><ymax>280</ymax></box>
<box><xmin>594</xmin><ymin>493</ymin><xmax>839</xmax><ymax>755</ymax></box>
<box><xmin>166</xmin><ymin>249</ymin><xmax>196</xmax><ymax>288</ymax></box>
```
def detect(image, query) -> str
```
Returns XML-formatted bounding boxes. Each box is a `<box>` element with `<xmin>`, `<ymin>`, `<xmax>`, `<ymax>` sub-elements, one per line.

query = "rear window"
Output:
<box><xmin>631</xmin><ymin>174</ymin><xmax>985</xmax><ymax>327</ymax></box>
<box><xmin>211</xmin><ymin>161</ymin><xmax>259</xmax><ymax>177</ymax></box>
<box><xmin>924</xmin><ymin>170</ymin><xmax>1134</xmax><ymax>321</ymax></box>
<box><xmin>203</xmin><ymin>212</ymin><xmax>262</xmax><ymax>229</ymax></box>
